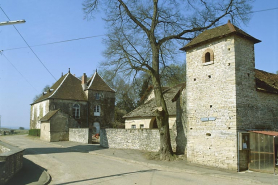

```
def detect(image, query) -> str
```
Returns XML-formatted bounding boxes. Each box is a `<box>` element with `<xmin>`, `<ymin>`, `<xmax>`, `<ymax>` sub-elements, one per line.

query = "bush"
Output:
<box><xmin>29</xmin><ymin>129</ymin><xmax>40</xmax><ymax>136</ymax></box>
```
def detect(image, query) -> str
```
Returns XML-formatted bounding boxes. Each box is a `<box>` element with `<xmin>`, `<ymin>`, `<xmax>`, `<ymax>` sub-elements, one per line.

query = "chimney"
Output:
<box><xmin>82</xmin><ymin>73</ymin><xmax>87</xmax><ymax>90</ymax></box>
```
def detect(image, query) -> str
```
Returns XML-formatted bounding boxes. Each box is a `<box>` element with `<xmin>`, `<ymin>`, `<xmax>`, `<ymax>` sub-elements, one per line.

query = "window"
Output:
<box><xmin>95</xmin><ymin>93</ymin><xmax>100</xmax><ymax>100</ymax></box>
<box><xmin>73</xmin><ymin>104</ymin><xmax>80</xmax><ymax>119</ymax></box>
<box><xmin>202</xmin><ymin>48</ymin><xmax>214</xmax><ymax>64</ymax></box>
<box><xmin>241</xmin><ymin>133</ymin><xmax>250</xmax><ymax>150</ymax></box>
<box><xmin>131</xmin><ymin>125</ymin><xmax>136</xmax><ymax>129</ymax></box>
<box><xmin>205</xmin><ymin>52</ymin><xmax>211</xmax><ymax>62</ymax></box>
<box><xmin>94</xmin><ymin>105</ymin><xmax>101</xmax><ymax>116</ymax></box>
<box><xmin>140</xmin><ymin>124</ymin><xmax>144</xmax><ymax>129</ymax></box>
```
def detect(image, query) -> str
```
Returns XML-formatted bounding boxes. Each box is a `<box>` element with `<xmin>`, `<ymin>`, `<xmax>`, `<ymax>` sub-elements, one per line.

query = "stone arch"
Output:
<box><xmin>149</xmin><ymin>117</ymin><xmax>158</xmax><ymax>129</ymax></box>
<box><xmin>202</xmin><ymin>48</ymin><xmax>214</xmax><ymax>63</ymax></box>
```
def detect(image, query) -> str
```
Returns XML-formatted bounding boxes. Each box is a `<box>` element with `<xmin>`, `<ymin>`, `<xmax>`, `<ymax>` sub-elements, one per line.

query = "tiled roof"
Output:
<box><xmin>123</xmin><ymin>83</ymin><xmax>186</xmax><ymax>118</ymax></box>
<box><xmin>40</xmin><ymin>109</ymin><xmax>59</xmax><ymax>122</ymax></box>
<box><xmin>87</xmin><ymin>72</ymin><xmax>115</xmax><ymax>92</ymax></box>
<box><xmin>32</xmin><ymin>73</ymin><xmax>87</xmax><ymax>104</ymax></box>
<box><xmin>249</xmin><ymin>131</ymin><xmax>278</xmax><ymax>136</ymax></box>
<box><xmin>180</xmin><ymin>21</ymin><xmax>261</xmax><ymax>51</ymax></box>
<box><xmin>255</xmin><ymin>69</ymin><xmax>278</xmax><ymax>94</ymax></box>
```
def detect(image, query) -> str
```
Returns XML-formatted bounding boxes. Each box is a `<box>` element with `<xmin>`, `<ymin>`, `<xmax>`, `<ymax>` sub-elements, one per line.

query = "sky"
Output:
<box><xmin>0</xmin><ymin>0</ymin><xmax>277</xmax><ymax>129</ymax></box>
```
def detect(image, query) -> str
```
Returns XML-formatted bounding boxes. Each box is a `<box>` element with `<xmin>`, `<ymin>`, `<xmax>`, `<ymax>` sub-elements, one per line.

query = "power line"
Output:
<box><xmin>2</xmin><ymin>35</ymin><xmax>105</xmax><ymax>51</ymax></box>
<box><xmin>0</xmin><ymin>51</ymin><xmax>39</xmax><ymax>92</ymax></box>
<box><xmin>0</xmin><ymin>6</ymin><xmax>57</xmax><ymax>81</ymax></box>
<box><xmin>250</xmin><ymin>7</ymin><xmax>278</xmax><ymax>14</ymax></box>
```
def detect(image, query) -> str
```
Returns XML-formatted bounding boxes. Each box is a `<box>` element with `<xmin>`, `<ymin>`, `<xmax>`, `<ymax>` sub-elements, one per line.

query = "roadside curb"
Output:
<box><xmin>89</xmin><ymin>151</ymin><xmax>265</xmax><ymax>184</ymax></box>
<box><xmin>42</xmin><ymin>170</ymin><xmax>51</xmax><ymax>185</ymax></box>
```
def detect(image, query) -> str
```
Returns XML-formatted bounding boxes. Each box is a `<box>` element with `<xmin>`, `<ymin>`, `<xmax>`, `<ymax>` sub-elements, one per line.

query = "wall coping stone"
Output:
<box><xmin>0</xmin><ymin>140</ymin><xmax>24</xmax><ymax>157</ymax></box>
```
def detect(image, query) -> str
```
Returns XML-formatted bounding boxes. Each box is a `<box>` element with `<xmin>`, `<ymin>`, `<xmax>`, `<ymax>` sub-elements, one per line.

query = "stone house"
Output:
<box><xmin>30</xmin><ymin>70</ymin><xmax>115</xmax><ymax>142</ymax></box>
<box><xmin>179</xmin><ymin>20</ymin><xmax>278</xmax><ymax>171</ymax></box>
<box><xmin>122</xmin><ymin>20</ymin><xmax>278</xmax><ymax>172</ymax></box>
<box><xmin>123</xmin><ymin>83</ymin><xmax>185</xmax><ymax>129</ymax></box>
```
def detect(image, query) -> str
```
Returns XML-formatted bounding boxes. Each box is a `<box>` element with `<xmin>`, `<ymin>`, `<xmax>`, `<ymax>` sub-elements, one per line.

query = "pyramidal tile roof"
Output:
<box><xmin>87</xmin><ymin>71</ymin><xmax>115</xmax><ymax>92</ymax></box>
<box><xmin>32</xmin><ymin>72</ymin><xmax>87</xmax><ymax>104</ymax></box>
<box><xmin>181</xmin><ymin>21</ymin><xmax>261</xmax><ymax>51</ymax></box>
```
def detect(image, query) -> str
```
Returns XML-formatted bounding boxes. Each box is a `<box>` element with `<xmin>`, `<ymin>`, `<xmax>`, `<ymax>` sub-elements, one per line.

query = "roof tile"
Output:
<box><xmin>181</xmin><ymin>21</ymin><xmax>261</xmax><ymax>51</ymax></box>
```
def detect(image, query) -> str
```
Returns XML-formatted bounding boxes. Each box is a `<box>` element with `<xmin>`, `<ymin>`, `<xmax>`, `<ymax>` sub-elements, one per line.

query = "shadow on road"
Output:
<box><xmin>24</xmin><ymin>144</ymin><xmax>105</xmax><ymax>155</ymax></box>
<box><xmin>58</xmin><ymin>169</ymin><xmax>158</xmax><ymax>185</ymax></box>
<box><xmin>6</xmin><ymin>157</ymin><xmax>49</xmax><ymax>185</ymax></box>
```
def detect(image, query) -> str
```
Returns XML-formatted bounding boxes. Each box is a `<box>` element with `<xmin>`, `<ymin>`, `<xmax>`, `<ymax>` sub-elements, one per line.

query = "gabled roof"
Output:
<box><xmin>40</xmin><ymin>109</ymin><xmax>59</xmax><ymax>122</ymax></box>
<box><xmin>255</xmin><ymin>69</ymin><xmax>278</xmax><ymax>94</ymax></box>
<box><xmin>32</xmin><ymin>72</ymin><xmax>87</xmax><ymax>104</ymax></box>
<box><xmin>180</xmin><ymin>21</ymin><xmax>261</xmax><ymax>51</ymax></box>
<box><xmin>87</xmin><ymin>72</ymin><xmax>115</xmax><ymax>92</ymax></box>
<box><xmin>123</xmin><ymin>83</ymin><xmax>186</xmax><ymax>118</ymax></box>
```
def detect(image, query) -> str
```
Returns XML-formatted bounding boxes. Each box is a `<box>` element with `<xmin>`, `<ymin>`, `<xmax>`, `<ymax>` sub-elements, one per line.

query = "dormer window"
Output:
<box><xmin>73</xmin><ymin>104</ymin><xmax>80</xmax><ymax>119</ymax></box>
<box><xmin>202</xmin><ymin>48</ymin><xmax>214</xmax><ymax>65</ymax></box>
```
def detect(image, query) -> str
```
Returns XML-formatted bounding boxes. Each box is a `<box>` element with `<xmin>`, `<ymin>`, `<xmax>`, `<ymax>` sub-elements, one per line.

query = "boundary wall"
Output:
<box><xmin>0</xmin><ymin>141</ymin><xmax>24</xmax><ymax>184</ymax></box>
<box><xmin>100</xmin><ymin>128</ymin><xmax>176</xmax><ymax>152</ymax></box>
<box><xmin>69</xmin><ymin>128</ymin><xmax>92</xmax><ymax>144</ymax></box>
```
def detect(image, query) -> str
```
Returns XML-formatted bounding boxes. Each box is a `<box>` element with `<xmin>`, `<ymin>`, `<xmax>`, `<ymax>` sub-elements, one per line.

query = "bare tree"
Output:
<box><xmin>83</xmin><ymin>0</ymin><xmax>253</xmax><ymax>160</ymax></box>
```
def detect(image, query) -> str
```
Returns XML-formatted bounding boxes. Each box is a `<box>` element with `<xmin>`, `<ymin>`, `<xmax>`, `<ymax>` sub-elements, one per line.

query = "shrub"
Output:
<box><xmin>29</xmin><ymin>129</ymin><xmax>40</xmax><ymax>136</ymax></box>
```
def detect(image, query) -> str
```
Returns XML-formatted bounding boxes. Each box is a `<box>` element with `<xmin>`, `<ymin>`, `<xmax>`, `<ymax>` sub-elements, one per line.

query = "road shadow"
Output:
<box><xmin>24</xmin><ymin>144</ymin><xmax>106</xmax><ymax>155</ymax></box>
<box><xmin>6</xmin><ymin>157</ymin><xmax>49</xmax><ymax>185</ymax></box>
<box><xmin>58</xmin><ymin>169</ymin><xmax>158</xmax><ymax>185</ymax></box>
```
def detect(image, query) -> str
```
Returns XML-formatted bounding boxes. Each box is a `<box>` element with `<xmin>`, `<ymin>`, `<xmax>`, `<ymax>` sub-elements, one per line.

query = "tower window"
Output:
<box><xmin>94</xmin><ymin>105</ymin><xmax>101</xmax><ymax>116</ymax></box>
<box><xmin>73</xmin><ymin>104</ymin><xmax>80</xmax><ymax>119</ymax></box>
<box><xmin>202</xmin><ymin>49</ymin><xmax>214</xmax><ymax>64</ymax></box>
<box><xmin>205</xmin><ymin>52</ymin><xmax>211</xmax><ymax>62</ymax></box>
<box><xmin>95</xmin><ymin>93</ymin><xmax>100</xmax><ymax>100</ymax></box>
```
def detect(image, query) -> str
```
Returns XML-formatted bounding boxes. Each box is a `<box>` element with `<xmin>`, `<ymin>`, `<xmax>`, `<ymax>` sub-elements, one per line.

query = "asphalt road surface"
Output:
<box><xmin>0</xmin><ymin>135</ymin><xmax>268</xmax><ymax>185</ymax></box>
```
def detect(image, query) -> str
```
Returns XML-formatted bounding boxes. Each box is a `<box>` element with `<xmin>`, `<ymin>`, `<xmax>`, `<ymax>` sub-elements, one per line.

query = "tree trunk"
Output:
<box><xmin>151</xmin><ymin>44</ymin><xmax>173</xmax><ymax>160</ymax></box>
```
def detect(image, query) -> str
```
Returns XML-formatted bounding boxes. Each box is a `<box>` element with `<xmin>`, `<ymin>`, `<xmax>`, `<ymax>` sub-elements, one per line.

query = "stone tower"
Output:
<box><xmin>180</xmin><ymin>21</ymin><xmax>260</xmax><ymax>170</ymax></box>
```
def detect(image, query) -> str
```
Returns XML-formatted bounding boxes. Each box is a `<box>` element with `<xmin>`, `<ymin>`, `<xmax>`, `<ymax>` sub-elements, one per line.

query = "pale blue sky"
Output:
<box><xmin>0</xmin><ymin>0</ymin><xmax>277</xmax><ymax>129</ymax></box>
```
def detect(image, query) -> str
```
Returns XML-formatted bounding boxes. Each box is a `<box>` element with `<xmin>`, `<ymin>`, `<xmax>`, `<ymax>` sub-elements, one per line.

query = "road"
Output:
<box><xmin>0</xmin><ymin>135</ymin><xmax>270</xmax><ymax>185</ymax></box>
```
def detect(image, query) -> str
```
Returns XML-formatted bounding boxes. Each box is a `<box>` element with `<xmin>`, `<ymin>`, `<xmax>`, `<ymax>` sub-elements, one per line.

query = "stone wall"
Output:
<box><xmin>125</xmin><ymin>116</ymin><xmax>176</xmax><ymax>129</ymax></box>
<box><xmin>184</xmin><ymin>33</ymin><xmax>278</xmax><ymax>171</ymax></box>
<box><xmin>0</xmin><ymin>141</ymin><xmax>24</xmax><ymax>184</ymax></box>
<box><xmin>69</xmin><ymin>128</ymin><xmax>92</xmax><ymax>144</ymax></box>
<box><xmin>30</xmin><ymin>100</ymin><xmax>50</xmax><ymax>129</ymax></box>
<box><xmin>100</xmin><ymin>128</ymin><xmax>177</xmax><ymax>152</ymax></box>
<box><xmin>49</xmin><ymin>99</ymin><xmax>88</xmax><ymax>128</ymax></box>
<box><xmin>40</xmin><ymin>110</ymin><xmax>79</xmax><ymax>142</ymax></box>
<box><xmin>185</xmin><ymin>35</ymin><xmax>238</xmax><ymax>170</ymax></box>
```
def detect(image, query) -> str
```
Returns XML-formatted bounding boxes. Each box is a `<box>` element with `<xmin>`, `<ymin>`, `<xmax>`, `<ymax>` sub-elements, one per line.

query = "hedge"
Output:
<box><xmin>29</xmin><ymin>129</ymin><xmax>40</xmax><ymax>136</ymax></box>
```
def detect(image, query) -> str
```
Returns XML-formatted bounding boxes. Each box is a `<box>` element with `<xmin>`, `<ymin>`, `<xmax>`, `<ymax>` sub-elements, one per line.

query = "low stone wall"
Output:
<box><xmin>100</xmin><ymin>128</ymin><xmax>177</xmax><ymax>152</ymax></box>
<box><xmin>69</xmin><ymin>128</ymin><xmax>92</xmax><ymax>144</ymax></box>
<box><xmin>0</xmin><ymin>141</ymin><xmax>24</xmax><ymax>184</ymax></box>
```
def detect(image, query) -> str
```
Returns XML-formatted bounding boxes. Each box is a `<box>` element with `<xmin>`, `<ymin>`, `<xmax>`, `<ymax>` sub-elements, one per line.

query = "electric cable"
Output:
<box><xmin>0</xmin><ymin>51</ymin><xmax>39</xmax><ymax>92</ymax></box>
<box><xmin>0</xmin><ymin>6</ymin><xmax>57</xmax><ymax>80</ymax></box>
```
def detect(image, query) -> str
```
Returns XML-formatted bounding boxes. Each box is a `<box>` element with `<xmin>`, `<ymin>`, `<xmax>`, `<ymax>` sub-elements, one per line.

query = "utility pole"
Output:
<box><xmin>0</xmin><ymin>115</ymin><xmax>1</xmax><ymax>130</ymax></box>
<box><xmin>0</xmin><ymin>19</ymin><xmax>25</xmax><ymax>26</ymax></box>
